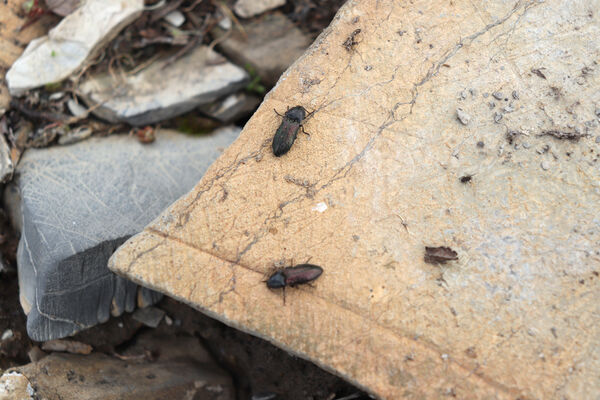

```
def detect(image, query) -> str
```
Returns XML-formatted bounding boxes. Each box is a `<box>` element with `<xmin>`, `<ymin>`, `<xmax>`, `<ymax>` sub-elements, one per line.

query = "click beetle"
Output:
<box><xmin>266</xmin><ymin>264</ymin><xmax>323</xmax><ymax>303</ymax></box>
<box><xmin>272</xmin><ymin>106</ymin><xmax>311</xmax><ymax>157</ymax></box>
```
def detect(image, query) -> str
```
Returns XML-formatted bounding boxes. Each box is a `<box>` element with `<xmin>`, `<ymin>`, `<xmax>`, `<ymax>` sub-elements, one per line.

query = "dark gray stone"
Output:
<box><xmin>4</xmin><ymin>127</ymin><xmax>241</xmax><ymax>341</ymax></box>
<box><xmin>213</xmin><ymin>12</ymin><xmax>312</xmax><ymax>87</ymax></box>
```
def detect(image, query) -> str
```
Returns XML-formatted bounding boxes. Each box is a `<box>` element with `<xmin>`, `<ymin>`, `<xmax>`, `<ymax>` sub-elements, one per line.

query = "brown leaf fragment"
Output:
<box><xmin>424</xmin><ymin>246</ymin><xmax>458</xmax><ymax>264</ymax></box>
<box><xmin>41</xmin><ymin>339</ymin><xmax>93</xmax><ymax>354</ymax></box>
<box><xmin>531</xmin><ymin>68</ymin><xmax>547</xmax><ymax>79</ymax></box>
<box><xmin>539</xmin><ymin>130</ymin><xmax>586</xmax><ymax>142</ymax></box>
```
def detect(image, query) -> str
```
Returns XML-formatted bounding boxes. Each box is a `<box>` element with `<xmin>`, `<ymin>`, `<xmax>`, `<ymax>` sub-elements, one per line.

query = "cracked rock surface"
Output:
<box><xmin>109</xmin><ymin>1</ymin><xmax>600</xmax><ymax>398</ymax></box>
<box><xmin>4</xmin><ymin>127</ymin><xmax>241</xmax><ymax>341</ymax></box>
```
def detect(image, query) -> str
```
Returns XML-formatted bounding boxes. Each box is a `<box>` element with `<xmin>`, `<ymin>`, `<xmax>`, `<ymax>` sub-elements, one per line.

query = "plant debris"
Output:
<box><xmin>531</xmin><ymin>68</ymin><xmax>547</xmax><ymax>79</ymax></box>
<box><xmin>424</xmin><ymin>246</ymin><xmax>458</xmax><ymax>264</ymax></box>
<box><xmin>41</xmin><ymin>339</ymin><xmax>93</xmax><ymax>355</ymax></box>
<box><xmin>539</xmin><ymin>129</ymin><xmax>586</xmax><ymax>142</ymax></box>
<box><xmin>343</xmin><ymin>28</ymin><xmax>361</xmax><ymax>51</ymax></box>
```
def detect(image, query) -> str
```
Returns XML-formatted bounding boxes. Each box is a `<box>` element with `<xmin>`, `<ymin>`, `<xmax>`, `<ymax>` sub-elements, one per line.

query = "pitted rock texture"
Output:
<box><xmin>5</xmin><ymin>127</ymin><xmax>241</xmax><ymax>341</ymax></box>
<box><xmin>110</xmin><ymin>1</ymin><xmax>600</xmax><ymax>399</ymax></box>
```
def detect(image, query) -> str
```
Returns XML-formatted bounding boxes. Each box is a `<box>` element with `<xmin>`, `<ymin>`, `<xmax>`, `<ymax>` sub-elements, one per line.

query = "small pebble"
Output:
<box><xmin>595</xmin><ymin>108</ymin><xmax>600</xmax><ymax>117</ymax></box>
<box><xmin>512</xmin><ymin>90</ymin><xmax>519</xmax><ymax>100</ymax></box>
<box><xmin>459</xmin><ymin>90</ymin><xmax>467</xmax><ymax>100</ymax></box>
<box><xmin>494</xmin><ymin>112</ymin><xmax>503</xmax><ymax>123</ymax></box>
<box><xmin>456</xmin><ymin>108</ymin><xmax>471</xmax><ymax>125</ymax></box>
<box><xmin>49</xmin><ymin>92</ymin><xmax>65</xmax><ymax>101</ymax></box>
<box><xmin>596</xmin><ymin>136</ymin><xmax>600</xmax><ymax>144</ymax></box>
<box><xmin>522</xmin><ymin>142</ymin><xmax>530</xmax><ymax>149</ymax></box>
<box><xmin>164</xmin><ymin>10</ymin><xmax>185</xmax><ymax>27</ymax></box>
<box><xmin>476</xmin><ymin>141</ymin><xmax>485</xmax><ymax>148</ymax></box>
<box><xmin>492</xmin><ymin>91</ymin><xmax>504</xmax><ymax>100</ymax></box>
<box><xmin>1</xmin><ymin>329</ymin><xmax>13</xmax><ymax>341</ymax></box>
<box><xmin>364</xmin><ymin>65</ymin><xmax>373</xmax><ymax>71</ymax></box>
<box><xmin>541</xmin><ymin>161</ymin><xmax>550</xmax><ymax>170</ymax></box>
<box><xmin>488</xmin><ymin>102</ymin><xmax>495</xmax><ymax>109</ymax></box>
<box><xmin>503</xmin><ymin>104</ymin><xmax>515</xmax><ymax>113</ymax></box>
<box><xmin>483</xmin><ymin>93</ymin><xmax>489</xmax><ymax>98</ymax></box>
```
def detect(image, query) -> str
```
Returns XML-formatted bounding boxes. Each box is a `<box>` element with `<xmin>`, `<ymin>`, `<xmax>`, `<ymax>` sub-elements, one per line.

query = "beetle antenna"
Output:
<box><xmin>273</xmin><ymin>108</ymin><xmax>284</xmax><ymax>117</ymax></box>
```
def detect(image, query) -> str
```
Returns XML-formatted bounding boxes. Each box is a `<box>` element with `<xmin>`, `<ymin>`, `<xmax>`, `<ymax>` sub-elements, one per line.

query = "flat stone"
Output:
<box><xmin>109</xmin><ymin>1</ymin><xmax>600</xmax><ymax>399</ymax></box>
<box><xmin>4</xmin><ymin>127</ymin><xmax>241</xmax><ymax>341</ymax></box>
<box><xmin>199</xmin><ymin>93</ymin><xmax>261</xmax><ymax>123</ymax></box>
<box><xmin>13</xmin><ymin>331</ymin><xmax>234</xmax><ymax>400</ymax></box>
<box><xmin>213</xmin><ymin>12</ymin><xmax>312</xmax><ymax>86</ymax></box>
<box><xmin>132</xmin><ymin>306</ymin><xmax>165</xmax><ymax>328</ymax></box>
<box><xmin>6</xmin><ymin>0</ymin><xmax>144</xmax><ymax>96</ymax></box>
<box><xmin>234</xmin><ymin>0</ymin><xmax>286</xmax><ymax>18</ymax></box>
<box><xmin>79</xmin><ymin>46</ymin><xmax>249</xmax><ymax>126</ymax></box>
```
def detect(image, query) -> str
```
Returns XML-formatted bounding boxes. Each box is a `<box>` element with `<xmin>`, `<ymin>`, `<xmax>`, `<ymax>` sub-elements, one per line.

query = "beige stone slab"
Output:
<box><xmin>110</xmin><ymin>0</ymin><xmax>600</xmax><ymax>398</ymax></box>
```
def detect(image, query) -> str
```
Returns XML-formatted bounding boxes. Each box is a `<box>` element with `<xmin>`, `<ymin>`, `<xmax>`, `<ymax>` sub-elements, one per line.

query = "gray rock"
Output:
<box><xmin>79</xmin><ymin>46</ymin><xmax>249</xmax><ymax>126</ymax></box>
<box><xmin>6</xmin><ymin>0</ymin><xmax>144</xmax><ymax>96</ymax></box>
<box><xmin>0</xmin><ymin>126</ymin><xmax>14</xmax><ymax>183</ymax></box>
<box><xmin>199</xmin><ymin>93</ymin><xmax>261</xmax><ymax>123</ymax></box>
<box><xmin>234</xmin><ymin>0</ymin><xmax>286</xmax><ymax>18</ymax></box>
<box><xmin>4</xmin><ymin>127</ymin><xmax>241</xmax><ymax>341</ymax></box>
<box><xmin>213</xmin><ymin>12</ymin><xmax>312</xmax><ymax>86</ymax></box>
<box><xmin>456</xmin><ymin>108</ymin><xmax>471</xmax><ymax>125</ymax></box>
<box><xmin>132</xmin><ymin>306</ymin><xmax>165</xmax><ymax>328</ymax></box>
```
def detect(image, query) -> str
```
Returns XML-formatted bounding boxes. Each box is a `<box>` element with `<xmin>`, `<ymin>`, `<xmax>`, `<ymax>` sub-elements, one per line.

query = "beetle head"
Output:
<box><xmin>284</xmin><ymin>106</ymin><xmax>307</xmax><ymax>123</ymax></box>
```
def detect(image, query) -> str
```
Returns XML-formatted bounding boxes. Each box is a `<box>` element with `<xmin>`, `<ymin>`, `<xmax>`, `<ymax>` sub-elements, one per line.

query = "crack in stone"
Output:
<box><xmin>135</xmin><ymin>226</ymin><xmax>522</xmax><ymax>397</ymax></box>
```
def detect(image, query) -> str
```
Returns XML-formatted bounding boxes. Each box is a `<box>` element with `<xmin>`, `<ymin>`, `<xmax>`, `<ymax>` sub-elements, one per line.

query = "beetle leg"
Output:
<box><xmin>300</xmin><ymin>125</ymin><xmax>311</xmax><ymax>136</ymax></box>
<box><xmin>282</xmin><ymin>286</ymin><xmax>286</xmax><ymax>305</ymax></box>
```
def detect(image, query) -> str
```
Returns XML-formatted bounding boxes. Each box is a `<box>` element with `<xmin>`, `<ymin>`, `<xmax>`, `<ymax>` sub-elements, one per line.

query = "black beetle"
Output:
<box><xmin>272</xmin><ymin>106</ymin><xmax>310</xmax><ymax>157</ymax></box>
<box><xmin>266</xmin><ymin>264</ymin><xmax>323</xmax><ymax>303</ymax></box>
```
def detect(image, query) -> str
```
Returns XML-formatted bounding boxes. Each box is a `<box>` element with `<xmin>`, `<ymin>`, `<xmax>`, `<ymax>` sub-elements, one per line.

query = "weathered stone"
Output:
<box><xmin>13</xmin><ymin>331</ymin><xmax>234</xmax><ymax>400</ymax></box>
<box><xmin>199</xmin><ymin>93</ymin><xmax>261</xmax><ymax>123</ymax></box>
<box><xmin>4</xmin><ymin>127</ymin><xmax>241</xmax><ymax>341</ymax></box>
<box><xmin>110</xmin><ymin>0</ymin><xmax>600</xmax><ymax>399</ymax></box>
<box><xmin>79</xmin><ymin>46</ymin><xmax>249</xmax><ymax>126</ymax></box>
<box><xmin>0</xmin><ymin>371</ymin><xmax>34</xmax><ymax>400</ymax></box>
<box><xmin>213</xmin><ymin>12</ymin><xmax>312</xmax><ymax>86</ymax></box>
<box><xmin>234</xmin><ymin>0</ymin><xmax>286</xmax><ymax>18</ymax></box>
<box><xmin>6</xmin><ymin>0</ymin><xmax>144</xmax><ymax>96</ymax></box>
